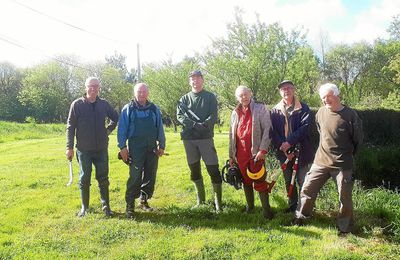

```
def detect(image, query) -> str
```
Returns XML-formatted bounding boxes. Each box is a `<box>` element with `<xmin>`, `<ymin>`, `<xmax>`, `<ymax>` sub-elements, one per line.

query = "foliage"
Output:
<box><xmin>323</xmin><ymin>42</ymin><xmax>373</xmax><ymax>106</ymax></box>
<box><xmin>203</xmin><ymin>8</ymin><xmax>307</xmax><ymax>108</ymax></box>
<box><xmin>0</xmin><ymin>121</ymin><xmax>399</xmax><ymax>259</ymax></box>
<box><xmin>142</xmin><ymin>58</ymin><xmax>200</xmax><ymax>131</ymax></box>
<box><xmin>0</xmin><ymin>62</ymin><xmax>25</xmax><ymax>121</ymax></box>
<box><xmin>18</xmin><ymin>61</ymin><xmax>72</xmax><ymax>122</ymax></box>
<box><xmin>355</xmin><ymin>146</ymin><xmax>400</xmax><ymax>189</ymax></box>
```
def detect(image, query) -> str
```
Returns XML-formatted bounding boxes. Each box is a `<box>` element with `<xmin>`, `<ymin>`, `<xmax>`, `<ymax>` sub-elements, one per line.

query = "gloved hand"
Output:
<box><xmin>193</xmin><ymin>122</ymin><xmax>207</xmax><ymax>131</ymax></box>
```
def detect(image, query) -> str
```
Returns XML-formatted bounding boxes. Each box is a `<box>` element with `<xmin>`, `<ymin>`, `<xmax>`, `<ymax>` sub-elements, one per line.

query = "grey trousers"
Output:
<box><xmin>296</xmin><ymin>164</ymin><xmax>354</xmax><ymax>233</ymax></box>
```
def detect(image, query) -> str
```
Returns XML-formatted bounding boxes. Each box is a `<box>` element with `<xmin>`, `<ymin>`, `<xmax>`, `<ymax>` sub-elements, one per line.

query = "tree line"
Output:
<box><xmin>1</xmin><ymin>11</ymin><xmax>399</xmax><ymax>125</ymax></box>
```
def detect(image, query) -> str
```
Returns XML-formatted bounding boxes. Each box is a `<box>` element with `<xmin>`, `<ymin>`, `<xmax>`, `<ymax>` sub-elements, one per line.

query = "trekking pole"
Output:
<box><xmin>66</xmin><ymin>159</ymin><xmax>73</xmax><ymax>186</ymax></box>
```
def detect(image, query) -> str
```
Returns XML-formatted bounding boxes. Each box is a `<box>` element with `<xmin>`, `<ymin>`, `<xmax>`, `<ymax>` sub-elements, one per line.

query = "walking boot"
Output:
<box><xmin>138</xmin><ymin>193</ymin><xmax>153</xmax><ymax>212</ymax></box>
<box><xmin>212</xmin><ymin>183</ymin><xmax>223</xmax><ymax>213</ymax></box>
<box><xmin>99</xmin><ymin>185</ymin><xmax>114</xmax><ymax>217</ymax></box>
<box><xmin>126</xmin><ymin>202</ymin><xmax>135</xmax><ymax>219</ymax></box>
<box><xmin>259</xmin><ymin>191</ymin><xmax>274</xmax><ymax>220</ymax></box>
<box><xmin>77</xmin><ymin>187</ymin><xmax>90</xmax><ymax>217</ymax></box>
<box><xmin>243</xmin><ymin>184</ymin><xmax>254</xmax><ymax>213</ymax></box>
<box><xmin>192</xmin><ymin>179</ymin><xmax>206</xmax><ymax>208</ymax></box>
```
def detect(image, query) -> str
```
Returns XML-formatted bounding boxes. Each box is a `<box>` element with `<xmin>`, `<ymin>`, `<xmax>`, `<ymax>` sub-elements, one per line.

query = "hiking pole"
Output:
<box><xmin>287</xmin><ymin>157</ymin><xmax>299</xmax><ymax>198</ymax></box>
<box><xmin>66</xmin><ymin>159</ymin><xmax>73</xmax><ymax>186</ymax></box>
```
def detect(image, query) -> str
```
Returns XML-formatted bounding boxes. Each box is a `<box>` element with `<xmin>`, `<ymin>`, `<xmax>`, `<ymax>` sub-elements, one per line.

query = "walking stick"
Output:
<box><xmin>66</xmin><ymin>159</ymin><xmax>73</xmax><ymax>186</ymax></box>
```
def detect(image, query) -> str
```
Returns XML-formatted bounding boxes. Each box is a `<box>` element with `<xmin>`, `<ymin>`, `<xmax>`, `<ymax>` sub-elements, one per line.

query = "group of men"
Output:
<box><xmin>66</xmin><ymin>71</ymin><xmax>363</xmax><ymax>235</ymax></box>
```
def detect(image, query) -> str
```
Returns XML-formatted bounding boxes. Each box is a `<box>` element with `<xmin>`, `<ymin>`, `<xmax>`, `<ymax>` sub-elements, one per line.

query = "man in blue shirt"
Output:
<box><xmin>118</xmin><ymin>83</ymin><xmax>166</xmax><ymax>218</ymax></box>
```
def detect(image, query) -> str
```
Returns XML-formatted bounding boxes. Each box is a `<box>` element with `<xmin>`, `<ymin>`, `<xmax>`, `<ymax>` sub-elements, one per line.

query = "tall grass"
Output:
<box><xmin>0</xmin><ymin>121</ymin><xmax>399</xmax><ymax>259</ymax></box>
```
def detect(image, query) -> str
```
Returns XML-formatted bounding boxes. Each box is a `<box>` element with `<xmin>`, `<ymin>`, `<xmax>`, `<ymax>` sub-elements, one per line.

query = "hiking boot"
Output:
<box><xmin>291</xmin><ymin>218</ymin><xmax>304</xmax><ymax>226</ymax></box>
<box><xmin>77</xmin><ymin>207</ymin><xmax>88</xmax><ymax>217</ymax></box>
<box><xmin>138</xmin><ymin>200</ymin><xmax>153</xmax><ymax>212</ymax></box>
<box><xmin>102</xmin><ymin>205</ymin><xmax>114</xmax><ymax>217</ymax></box>
<box><xmin>126</xmin><ymin>204</ymin><xmax>134</xmax><ymax>219</ymax></box>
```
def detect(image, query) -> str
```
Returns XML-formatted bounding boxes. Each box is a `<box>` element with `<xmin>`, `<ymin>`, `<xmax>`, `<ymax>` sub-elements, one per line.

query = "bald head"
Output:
<box><xmin>134</xmin><ymin>83</ymin><xmax>149</xmax><ymax>105</ymax></box>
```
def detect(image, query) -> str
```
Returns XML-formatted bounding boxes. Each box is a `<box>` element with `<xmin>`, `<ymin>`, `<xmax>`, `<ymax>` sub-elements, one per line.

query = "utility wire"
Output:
<box><xmin>11</xmin><ymin>0</ymin><xmax>131</xmax><ymax>45</ymax></box>
<box><xmin>0</xmin><ymin>33</ymin><xmax>92</xmax><ymax>72</ymax></box>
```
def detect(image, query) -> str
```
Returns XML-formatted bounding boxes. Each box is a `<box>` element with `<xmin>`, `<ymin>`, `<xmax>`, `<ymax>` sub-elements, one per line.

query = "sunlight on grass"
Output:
<box><xmin>0</xmin><ymin>121</ymin><xmax>399</xmax><ymax>259</ymax></box>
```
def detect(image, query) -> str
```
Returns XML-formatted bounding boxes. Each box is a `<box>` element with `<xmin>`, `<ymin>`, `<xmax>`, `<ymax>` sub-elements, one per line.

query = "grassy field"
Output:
<box><xmin>0</xmin><ymin>121</ymin><xmax>399</xmax><ymax>259</ymax></box>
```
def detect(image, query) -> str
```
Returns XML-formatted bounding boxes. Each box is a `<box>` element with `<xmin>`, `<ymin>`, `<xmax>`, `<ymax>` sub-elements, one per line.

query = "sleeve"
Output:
<box><xmin>117</xmin><ymin>105</ymin><xmax>130</xmax><ymax>149</ymax></box>
<box><xmin>176</xmin><ymin>96</ymin><xmax>196</xmax><ymax>128</ymax></box>
<box><xmin>156</xmin><ymin>108</ymin><xmax>166</xmax><ymax>149</ymax></box>
<box><xmin>351</xmin><ymin>110</ymin><xmax>363</xmax><ymax>156</ymax></box>
<box><xmin>259</xmin><ymin>105</ymin><xmax>272</xmax><ymax>151</ymax></box>
<box><xmin>106</xmin><ymin>102</ymin><xmax>119</xmax><ymax>133</ymax></box>
<box><xmin>286</xmin><ymin>103</ymin><xmax>311</xmax><ymax>146</ymax></box>
<box><xmin>270</xmin><ymin>108</ymin><xmax>285</xmax><ymax>149</ymax></box>
<box><xmin>204</xmin><ymin>93</ymin><xmax>218</xmax><ymax>127</ymax></box>
<box><xmin>66</xmin><ymin>101</ymin><xmax>77</xmax><ymax>149</ymax></box>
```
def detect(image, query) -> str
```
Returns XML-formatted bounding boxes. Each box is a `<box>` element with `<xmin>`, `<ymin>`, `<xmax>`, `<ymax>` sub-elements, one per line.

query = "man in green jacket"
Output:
<box><xmin>177</xmin><ymin>70</ymin><xmax>222</xmax><ymax>212</ymax></box>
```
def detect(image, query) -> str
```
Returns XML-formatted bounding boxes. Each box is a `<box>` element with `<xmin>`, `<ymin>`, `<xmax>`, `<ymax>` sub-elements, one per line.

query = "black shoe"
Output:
<box><xmin>338</xmin><ymin>231</ymin><xmax>350</xmax><ymax>237</ymax></box>
<box><xmin>102</xmin><ymin>205</ymin><xmax>114</xmax><ymax>217</ymax></box>
<box><xmin>291</xmin><ymin>218</ymin><xmax>304</xmax><ymax>226</ymax></box>
<box><xmin>125</xmin><ymin>205</ymin><xmax>135</xmax><ymax>219</ymax></box>
<box><xmin>262</xmin><ymin>209</ymin><xmax>274</xmax><ymax>220</ymax></box>
<box><xmin>138</xmin><ymin>200</ymin><xmax>153</xmax><ymax>212</ymax></box>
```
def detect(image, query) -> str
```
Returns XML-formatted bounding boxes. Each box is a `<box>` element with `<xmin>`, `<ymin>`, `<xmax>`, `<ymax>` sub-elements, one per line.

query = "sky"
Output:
<box><xmin>0</xmin><ymin>0</ymin><xmax>399</xmax><ymax>70</ymax></box>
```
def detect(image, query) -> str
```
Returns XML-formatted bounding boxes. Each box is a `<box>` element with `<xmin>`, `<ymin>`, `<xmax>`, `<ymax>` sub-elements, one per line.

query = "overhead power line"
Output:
<box><xmin>11</xmin><ymin>0</ymin><xmax>131</xmax><ymax>45</ymax></box>
<box><xmin>0</xmin><ymin>33</ymin><xmax>92</xmax><ymax>71</ymax></box>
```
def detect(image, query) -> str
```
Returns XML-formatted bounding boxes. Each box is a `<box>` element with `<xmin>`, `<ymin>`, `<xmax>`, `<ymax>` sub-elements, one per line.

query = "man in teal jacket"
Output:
<box><xmin>118</xmin><ymin>83</ymin><xmax>166</xmax><ymax>218</ymax></box>
<box><xmin>177</xmin><ymin>70</ymin><xmax>222</xmax><ymax>212</ymax></box>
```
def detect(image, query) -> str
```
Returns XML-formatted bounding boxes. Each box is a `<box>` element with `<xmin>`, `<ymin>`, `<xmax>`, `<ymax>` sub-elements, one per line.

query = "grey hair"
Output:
<box><xmin>85</xmin><ymin>77</ymin><xmax>100</xmax><ymax>87</ymax></box>
<box><xmin>319</xmin><ymin>83</ymin><xmax>340</xmax><ymax>98</ymax></box>
<box><xmin>235</xmin><ymin>85</ymin><xmax>252</xmax><ymax>98</ymax></box>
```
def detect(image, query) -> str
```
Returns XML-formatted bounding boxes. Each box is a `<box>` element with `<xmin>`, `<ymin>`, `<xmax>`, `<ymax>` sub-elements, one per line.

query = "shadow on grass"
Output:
<box><xmin>105</xmin><ymin>201</ymin><xmax>322</xmax><ymax>239</ymax></box>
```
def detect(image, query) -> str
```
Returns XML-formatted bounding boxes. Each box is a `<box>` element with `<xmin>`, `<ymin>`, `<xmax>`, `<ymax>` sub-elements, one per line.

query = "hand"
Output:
<box><xmin>284</xmin><ymin>151</ymin><xmax>295</xmax><ymax>161</ymax></box>
<box><xmin>193</xmin><ymin>122</ymin><xmax>207</xmax><ymax>131</ymax></box>
<box><xmin>119</xmin><ymin>147</ymin><xmax>130</xmax><ymax>163</ymax></box>
<box><xmin>280</xmin><ymin>141</ymin><xmax>292</xmax><ymax>153</ymax></box>
<box><xmin>66</xmin><ymin>148</ymin><xmax>74</xmax><ymax>161</ymax></box>
<box><xmin>254</xmin><ymin>151</ymin><xmax>265</xmax><ymax>162</ymax></box>
<box><xmin>155</xmin><ymin>148</ymin><xmax>164</xmax><ymax>157</ymax></box>
<box><xmin>229</xmin><ymin>158</ymin><xmax>236</xmax><ymax>167</ymax></box>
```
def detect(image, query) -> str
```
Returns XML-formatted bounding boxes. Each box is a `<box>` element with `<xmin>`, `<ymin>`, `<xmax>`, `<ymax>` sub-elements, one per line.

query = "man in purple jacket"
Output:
<box><xmin>270</xmin><ymin>80</ymin><xmax>314</xmax><ymax>213</ymax></box>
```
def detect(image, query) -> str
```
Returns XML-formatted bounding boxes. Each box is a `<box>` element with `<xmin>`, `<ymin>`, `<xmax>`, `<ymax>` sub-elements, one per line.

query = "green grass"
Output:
<box><xmin>0</xmin><ymin>121</ymin><xmax>399</xmax><ymax>259</ymax></box>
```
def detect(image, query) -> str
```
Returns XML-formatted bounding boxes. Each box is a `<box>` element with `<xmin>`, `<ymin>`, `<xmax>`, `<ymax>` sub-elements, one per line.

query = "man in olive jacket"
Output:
<box><xmin>176</xmin><ymin>70</ymin><xmax>222</xmax><ymax>212</ymax></box>
<box><xmin>66</xmin><ymin>77</ymin><xmax>119</xmax><ymax>217</ymax></box>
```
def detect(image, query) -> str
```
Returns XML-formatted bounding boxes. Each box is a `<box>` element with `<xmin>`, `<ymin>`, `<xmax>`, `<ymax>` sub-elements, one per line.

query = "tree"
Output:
<box><xmin>142</xmin><ymin>58</ymin><xmax>199</xmax><ymax>131</ymax></box>
<box><xmin>18</xmin><ymin>61</ymin><xmax>71</xmax><ymax>122</ymax></box>
<box><xmin>99</xmin><ymin>65</ymin><xmax>132</xmax><ymax>112</ymax></box>
<box><xmin>388</xmin><ymin>14</ymin><xmax>400</xmax><ymax>40</ymax></box>
<box><xmin>0</xmin><ymin>62</ymin><xmax>25</xmax><ymax>121</ymax></box>
<box><xmin>285</xmin><ymin>46</ymin><xmax>321</xmax><ymax>106</ymax></box>
<box><xmin>203</xmin><ymin>9</ymin><xmax>306</xmax><ymax>108</ymax></box>
<box><xmin>323</xmin><ymin>42</ymin><xmax>373</xmax><ymax>105</ymax></box>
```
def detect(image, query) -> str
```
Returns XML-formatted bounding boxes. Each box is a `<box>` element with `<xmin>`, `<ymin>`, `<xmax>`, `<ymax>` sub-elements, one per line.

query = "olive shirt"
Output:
<box><xmin>177</xmin><ymin>90</ymin><xmax>218</xmax><ymax>140</ymax></box>
<box><xmin>314</xmin><ymin>106</ymin><xmax>363</xmax><ymax>170</ymax></box>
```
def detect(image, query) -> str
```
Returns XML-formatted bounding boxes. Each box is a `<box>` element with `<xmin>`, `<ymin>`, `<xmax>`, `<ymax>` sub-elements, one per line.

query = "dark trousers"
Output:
<box><xmin>125</xmin><ymin>137</ymin><xmax>159</xmax><ymax>205</ymax></box>
<box><xmin>76</xmin><ymin>149</ymin><xmax>110</xmax><ymax>189</ymax></box>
